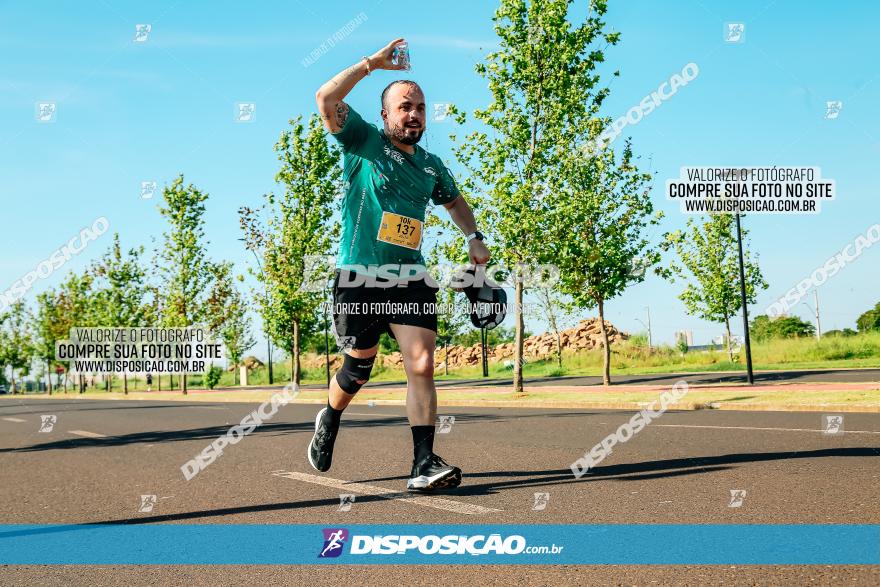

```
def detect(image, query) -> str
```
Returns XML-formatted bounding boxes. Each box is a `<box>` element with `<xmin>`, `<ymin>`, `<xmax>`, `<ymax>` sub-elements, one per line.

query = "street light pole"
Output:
<box><xmin>634</xmin><ymin>307</ymin><xmax>652</xmax><ymax>351</ymax></box>
<box><xmin>734</xmin><ymin>213</ymin><xmax>754</xmax><ymax>385</ymax></box>
<box><xmin>802</xmin><ymin>290</ymin><xmax>821</xmax><ymax>341</ymax></box>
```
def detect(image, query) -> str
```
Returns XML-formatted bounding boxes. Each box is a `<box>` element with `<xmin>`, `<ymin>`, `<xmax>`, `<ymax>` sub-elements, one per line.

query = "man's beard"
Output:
<box><xmin>388</xmin><ymin>122</ymin><xmax>424</xmax><ymax>145</ymax></box>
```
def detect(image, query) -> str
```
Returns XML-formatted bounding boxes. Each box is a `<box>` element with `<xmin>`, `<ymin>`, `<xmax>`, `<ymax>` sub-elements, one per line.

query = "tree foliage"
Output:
<box><xmin>239</xmin><ymin>114</ymin><xmax>340</xmax><ymax>384</ymax></box>
<box><xmin>453</xmin><ymin>0</ymin><xmax>619</xmax><ymax>391</ymax></box>
<box><xmin>157</xmin><ymin>175</ymin><xmax>215</xmax><ymax>394</ymax></box>
<box><xmin>750</xmin><ymin>314</ymin><xmax>815</xmax><ymax>341</ymax></box>
<box><xmin>856</xmin><ymin>301</ymin><xmax>880</xmax><ymax>333</ymax></box>
<box><xmin>663</xmin><ymin>215</ymin><xmax>767</xmax><ymax>360</ymax></box>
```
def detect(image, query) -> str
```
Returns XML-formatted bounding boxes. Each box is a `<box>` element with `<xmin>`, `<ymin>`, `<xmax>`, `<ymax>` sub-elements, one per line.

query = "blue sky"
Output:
<box><xmin>2</xmin><ymin>0</ymin><xmax>879</xmax><ymax>358</ymax></box>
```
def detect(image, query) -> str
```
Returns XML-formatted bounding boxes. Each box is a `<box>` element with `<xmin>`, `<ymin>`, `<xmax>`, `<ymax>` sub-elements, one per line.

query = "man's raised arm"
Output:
<box><xmin>315</xmin><ymin>38</ymin><xmax>405</xmax><ymax>133</ymax></box>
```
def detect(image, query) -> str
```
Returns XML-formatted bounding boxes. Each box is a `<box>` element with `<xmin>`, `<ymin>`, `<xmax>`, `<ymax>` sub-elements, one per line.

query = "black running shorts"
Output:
<box><xmin>331</xmin><ymin>270</ymin><xmax>439</xmax><ymax>350</ymax></box>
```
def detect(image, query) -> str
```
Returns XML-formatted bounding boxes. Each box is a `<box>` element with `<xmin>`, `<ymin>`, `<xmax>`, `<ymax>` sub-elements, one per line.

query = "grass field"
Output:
<box><xmin>32</xmin><ymin>332</ymin><xmax>880</xmax><ymax>393</ymax></box>
<box><xmin>263</xmin><ymin>331</ymin><xmax>880</xmax><ymax>385</ymax></box>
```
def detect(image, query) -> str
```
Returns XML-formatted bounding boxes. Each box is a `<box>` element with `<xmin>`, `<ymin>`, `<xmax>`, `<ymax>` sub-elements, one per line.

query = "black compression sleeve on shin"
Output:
<box><xmin>335</xmin><ymin>353</ymin><xmax>376</xmax><ymax>394</ymax></box>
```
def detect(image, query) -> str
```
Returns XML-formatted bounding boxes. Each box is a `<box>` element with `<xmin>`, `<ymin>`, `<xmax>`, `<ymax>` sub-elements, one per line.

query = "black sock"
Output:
<box><xmin>323</xmin><ymin>401</ymin><xmax>343</xmax><ymax>427</ymax></box>
<box><xmin>411</xmin><ymin>425</ymin><xmax>435</xmax><ymax>463</ymax></box>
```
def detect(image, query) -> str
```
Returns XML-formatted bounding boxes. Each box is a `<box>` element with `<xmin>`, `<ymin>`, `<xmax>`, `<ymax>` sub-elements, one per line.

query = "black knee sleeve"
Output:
<box><xmin>335</xmin><ymin>354</ymin><xmax>375</xmax><ymax>394</ymax></box>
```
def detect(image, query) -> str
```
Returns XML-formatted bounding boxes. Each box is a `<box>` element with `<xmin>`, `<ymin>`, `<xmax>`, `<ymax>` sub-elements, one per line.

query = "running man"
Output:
<box><xmin>310</xmin><ymin>39</ymin><xmax>489</xmax><ymax>491</ymax></box>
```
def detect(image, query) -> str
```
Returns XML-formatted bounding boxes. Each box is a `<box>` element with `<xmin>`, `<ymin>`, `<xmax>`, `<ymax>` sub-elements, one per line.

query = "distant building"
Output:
<box><xmin>674</xmin><ymin>330</ymin><xmax>694</xmax><ymax>346</ymax></box>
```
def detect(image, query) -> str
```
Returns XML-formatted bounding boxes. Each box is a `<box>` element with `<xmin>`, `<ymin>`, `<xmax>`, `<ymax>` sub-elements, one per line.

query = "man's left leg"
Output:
<box><xmin>390</xmin><ymin>323</ymin><xmax>462</xmax><ymax>491</ymax></box>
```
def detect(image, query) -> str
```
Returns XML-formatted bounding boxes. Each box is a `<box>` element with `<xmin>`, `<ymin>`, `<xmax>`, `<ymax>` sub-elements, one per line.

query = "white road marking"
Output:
<box><xmin>2</xmin><ymin>417</ymin><xmax>26</xmax><ymax>423</ymax></box>
<box><xmin>272</xmin><ymin>470</ymin><xmax>500</xmax><ymax>515</ymax></box>
<box><xmin>655</xmin><ymin>424</ymin><xmax>880</xmax><ymax>435</ymax></box>
<box><xmin>68</xmin><ymin>430</ymin><xmax>107</xmax><ymax>438</ymax></box>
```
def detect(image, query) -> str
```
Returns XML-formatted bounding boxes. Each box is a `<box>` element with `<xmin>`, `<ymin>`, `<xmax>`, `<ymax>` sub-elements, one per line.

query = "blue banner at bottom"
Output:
<box><xmin>0</xmin><ymin>524</ymin><xmax>877</xmax><ymax>565</ymax></box>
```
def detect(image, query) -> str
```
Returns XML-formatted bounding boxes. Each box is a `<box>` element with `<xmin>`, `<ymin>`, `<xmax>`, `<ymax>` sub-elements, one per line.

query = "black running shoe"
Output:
<box><xmin>308</xmin><ymin>407</ymin><xmax>338</xmax><ymax>472</ymax></box>
<box><xmin>407</xmin><ymin>453</ymin><xmax>462</xmax><ymax>491</ymax></box>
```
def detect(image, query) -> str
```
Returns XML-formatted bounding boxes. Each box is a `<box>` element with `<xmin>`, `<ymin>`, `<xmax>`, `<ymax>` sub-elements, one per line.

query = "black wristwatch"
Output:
<box><xmin>466</xmin><ymin>231</ymin><xmax>484</xmax><ymax>243</ymax></box>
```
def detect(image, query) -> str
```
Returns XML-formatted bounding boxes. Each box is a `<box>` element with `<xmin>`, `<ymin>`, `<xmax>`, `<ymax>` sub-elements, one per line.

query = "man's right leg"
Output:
<box><xmin>307</xmin><ymin>344</ymin><xmax>378</xmax><ymax>472</ymax></box>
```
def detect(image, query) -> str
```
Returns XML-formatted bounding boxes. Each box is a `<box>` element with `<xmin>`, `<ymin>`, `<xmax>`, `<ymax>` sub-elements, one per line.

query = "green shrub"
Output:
<box><xmin>204</xmin><ymin>365</ymin><xmax>223</xmax><ymax>390</ymax></box>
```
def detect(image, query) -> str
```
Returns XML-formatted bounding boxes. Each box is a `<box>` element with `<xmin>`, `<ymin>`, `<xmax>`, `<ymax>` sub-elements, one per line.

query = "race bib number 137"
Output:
<box><xmin>376</xmin><ymin>211</ymin><xmax>423</xmax><ymax>250</ymax></box>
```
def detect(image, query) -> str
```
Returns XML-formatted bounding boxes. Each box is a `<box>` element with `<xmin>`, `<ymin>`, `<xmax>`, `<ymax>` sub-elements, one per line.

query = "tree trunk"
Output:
<box><xmin>46</xmin><ymin>360</ymin><xmax>53</xmax><ymax>395</ymax></box>
<box><xmin>158</xmin><ymin>373</ymin><xmax>162</xmax><ymax>391</ymax></box>
<box><xmin>555</xmin><ymin>331</ymin><xmax>563</xmax><ymax>369</ymax></box>
<box><xmin>10</xmin><ymin>372</ymin><xmax>16</xmax><ymax>394</ymax></box>
<box><xmin>182</xmin><ymin>373</ymin><xmax>188</xmax><ymax>395</ymax></box>
<box><xmin>513</xmin><ymin>280</ymin><xmax>525</xmax><ymax>393</ymax></box>
<box><xmin>724</xmin><ymin>315</ymin><xmax>733</xmax><ymax>362</ymax></box>
<box><xmin>598</xmin><ymin>298</ymin><xmax>611</xmax><ymax>386</ymax></box>
<box><xmin>123</xmin><ymin>373</ymin><xmax>128</xmax><ymax>395</ymax></box>
<box><xmin>292</xmin><ymin>320</ymin><xmax>301</xmax><ymax>385</ymax></box>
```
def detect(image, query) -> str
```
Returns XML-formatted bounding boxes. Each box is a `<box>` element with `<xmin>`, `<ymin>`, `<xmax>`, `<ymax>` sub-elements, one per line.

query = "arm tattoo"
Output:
<box><xmin>334</xmin><ymin>102</ymin><xmax>349</xmax><ymax>129</ymax></box>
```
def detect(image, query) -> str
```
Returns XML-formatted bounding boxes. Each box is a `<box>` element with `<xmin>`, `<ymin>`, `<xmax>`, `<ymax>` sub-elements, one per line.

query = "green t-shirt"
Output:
<box><xmin>331</xmin><ymin>106</ymin><xmax>460</xmax><ymax>277</ymax></box>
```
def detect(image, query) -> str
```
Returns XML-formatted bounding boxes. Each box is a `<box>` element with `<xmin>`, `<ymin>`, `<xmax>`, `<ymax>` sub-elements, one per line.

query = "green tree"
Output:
<box><xmin>548</xmin><ymin>143</ymin><xmax>660</xmax><ymax>385</ymax></box>
<box><xmin>532</xmin><ymin>286</ymin><xmax>576</xmax><ymax>370</ymax></box>
<box><xmin>452</xmin><ymin>0</ymin><xmax>619</xmax><ymax>392</ymax></box>
<box><xmin>157</xmin><ymin>175</ymin><xmax>215</xmax><ymax>395</ymax></box>
<box><xmin>436</xmin><ymin>286</ymin><xmax>469</xmax><ymax>375</ymax></box>
<box><xmin>91</xmin><ymin>234</ymin><xmax>151</xmax><ymax>393</ymax></box>
<box><xmin>856</xmin><ymin>301</ymin><xmax>880</xmax><ymax>333</ymax></box>
<box><xmin>205</xmin><ymin>263</ymin><xmax>256</xmax><ymax>386</ymax></box>
<box><xmin>0</xmin><ymin>301</ymin><xmax>35</xmax><ymax>394</ymax></box>
<box><xmin>824</xmin><ymin>328</ymin><xmax>857</xmax><ymax>337</ymax></box>
<box><xmin>33</xmin><ymin>288</ymin><xmax>70</xmax><ymax>394</ymax></box>
<box><xmin>239</xmin><ymin>114</ymin><xmax>340</xmax><ymax>384</ymax></box>
<box><xmin>751</xmin><ymin>314</ymin><xmax>815</xmax><ymax>341</ymax></box>
<box><xmin>56</xmin><ymin>270</ymin><xmax>98</xmax><ymax>392</ymax></box>
<box><xmin>663</xmin><ymin>215</ymin><xmax>767</xmax><ymax>361</ymax></box>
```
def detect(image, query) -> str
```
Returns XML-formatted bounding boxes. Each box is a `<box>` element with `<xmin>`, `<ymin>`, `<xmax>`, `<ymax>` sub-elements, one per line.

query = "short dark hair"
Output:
<box><xmin>380</xmin><ymin>80</ymin><xmax>422</xmax><ymax>110</ymax></box>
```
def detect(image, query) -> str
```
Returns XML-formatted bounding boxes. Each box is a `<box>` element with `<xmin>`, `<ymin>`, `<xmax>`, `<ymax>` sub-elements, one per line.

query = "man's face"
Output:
<box><xmin>382</xmin><ymin>83</ymin><xmax>426</xmax><ymax>145</ymax></box>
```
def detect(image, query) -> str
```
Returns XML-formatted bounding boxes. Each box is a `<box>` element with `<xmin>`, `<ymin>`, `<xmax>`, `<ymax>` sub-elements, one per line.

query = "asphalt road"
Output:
<box><xmin>304</xmin><ymin>367</ymin><xmax>880</xmax><ymax>390</ymax></box>
<box><xmin>1</xmin><ymin>397</ymin><xmax>878</xmax><ymax>585</ymax></box>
